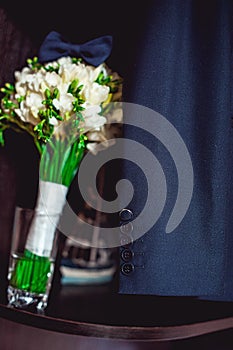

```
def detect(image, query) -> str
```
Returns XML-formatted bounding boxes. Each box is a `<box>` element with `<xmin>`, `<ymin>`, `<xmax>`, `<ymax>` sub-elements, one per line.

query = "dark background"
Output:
<box><xmin>0</xmin><ymin>1</ymin><xmax>233</xmax><ymax>349</ymax></box>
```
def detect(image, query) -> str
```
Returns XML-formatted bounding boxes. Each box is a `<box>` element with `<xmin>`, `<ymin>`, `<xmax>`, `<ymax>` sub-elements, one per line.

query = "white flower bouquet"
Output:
<box><xmin>0</xmin><ymin>39</ymin><xmax>122</xmax><ymax>310</ymax></box>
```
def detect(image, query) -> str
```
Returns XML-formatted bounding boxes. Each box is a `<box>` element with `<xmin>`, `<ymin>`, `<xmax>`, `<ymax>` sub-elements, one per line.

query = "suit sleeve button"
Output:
<box><xmin>120</xmin><ymin>234</ymin><xmax>133</xmax><ymax>247</ymax></box>
<box><xmin>120</xmin><ymin>222</ymin><xmax>133</xmax><ymax>234</ymax></box>
<box><xmin>121</xmin><ymin>263</ymin><xmax>134</xmax><ymax>275</ymax></box>
<box><xmin>121</xmin><ymin>249</ymin><xmax>134</xmax><ymax>262</ymax></box>
<box><xmin>119</xmin><ymin>209</ymin><xmax>133</xmax><ymax>221</ymax></box>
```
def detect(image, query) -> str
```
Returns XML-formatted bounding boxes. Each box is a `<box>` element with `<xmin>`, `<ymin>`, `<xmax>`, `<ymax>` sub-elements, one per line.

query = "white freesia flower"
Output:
<box><xmin>28</xmin><ymin>71</ymin><xmax>46</xmax><ymax>92</ymax></box>
<box><xmin>25</xmin><ymin>92</ymin><xmax>43</xmax><ymax>109</ymax></box>
<box><xmin>80</xmin><ymin>105</ymin><xmax>106</xmax><ymax>133</ymax></box>
<box><xmin>53</xmin><ymin>93</ymin><xmax>75</xmax><ymax>114</ymax></box>
<box><xmin>82</xmin><ymin>82</ymin><xmax>109</xmax><ymax>105</ymax></box>
<box><xmin>15</xmin><ymin>93</ymin><xmax>44</xmax><ymax>124</ymax></box>
<box><xmin>15</xmin><ymin>105</ymin><xmax>38</xmax><ymax>125</ymax></box>
<box><xmin>61</xmin><ymin>62</ymin><xmax>88</xmax><ymax>84</ymax></box>
<box><xmin>14</xmin><ymin>67</ymin><xmax>31</xmax><ymax>83</ymax></box>
<box><xmin>15</xmin><ymin>82</ymin><xmax>26</xmax><ymax>96</ymax></box>
<box><xmin>45</xmin><ymin>71</ymin><xmax>61</xmax><ymax>87</ymax></box>
<box><xmin>86</xmin><ymin>64</ymin><xmax>103</xmax><ymax>83</ymax></box>
<box><xmin>82</xmin><ymin>105</ymin><xmax>102</xmax><ymax>117</ymax></box>
<box><xmin>24</xmin><ymin>93</ymin><xmax>43</xmax><ymax>120</ymax></box>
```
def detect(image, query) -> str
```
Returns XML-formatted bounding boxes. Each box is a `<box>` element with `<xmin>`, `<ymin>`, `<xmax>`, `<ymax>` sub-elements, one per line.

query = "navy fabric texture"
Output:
<box><xmin>38</xmin><ymin>31</ymin><xmax>113</xmax><ymax>66</ymax></box>
<box><xmin>117</xmin><ymin>0</ymin><xmax>233</xmax><ymax>300</ymax></box>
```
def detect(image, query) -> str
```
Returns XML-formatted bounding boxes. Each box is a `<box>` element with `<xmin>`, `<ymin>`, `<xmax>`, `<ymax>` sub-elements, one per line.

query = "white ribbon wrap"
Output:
<box><xmin>25</xmin><ymin>180</ymin><xmax>68</xmax><ymax>257</ymax></box>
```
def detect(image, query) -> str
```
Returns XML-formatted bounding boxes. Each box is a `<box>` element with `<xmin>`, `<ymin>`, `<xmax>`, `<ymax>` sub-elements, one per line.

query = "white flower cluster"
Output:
<box><xmin>14</xmin><ymin>57</ymin><xmax>110</xmax><ymax>134</ymax></box>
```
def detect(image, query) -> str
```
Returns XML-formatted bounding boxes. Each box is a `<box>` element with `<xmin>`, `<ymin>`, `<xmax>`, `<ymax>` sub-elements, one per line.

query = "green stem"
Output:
<box><xmin>10</xmin><ymin>250</ymin><xmax>51</xmax><ymax>294</ymax></box>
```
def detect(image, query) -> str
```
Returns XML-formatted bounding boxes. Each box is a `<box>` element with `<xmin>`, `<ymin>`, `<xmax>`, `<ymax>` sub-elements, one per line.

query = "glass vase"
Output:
<box><xmin>7</xmin><ymin>181</ymin><xmax>68</xmax><ymax>313</ymax></box>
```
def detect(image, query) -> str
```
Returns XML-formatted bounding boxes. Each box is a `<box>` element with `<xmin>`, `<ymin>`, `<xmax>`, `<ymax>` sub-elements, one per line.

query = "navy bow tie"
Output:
<box><xmin>38</xmin><ymin>31</ymin><xmax>113</xmax><ymax>66</ymax></box>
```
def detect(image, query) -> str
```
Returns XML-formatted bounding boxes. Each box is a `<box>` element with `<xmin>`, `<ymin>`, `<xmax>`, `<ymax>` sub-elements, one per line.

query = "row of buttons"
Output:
<box><xmin>119</xmin><ymin>209</ymin><xmax>135</xmax><ymax>275</ymax></box>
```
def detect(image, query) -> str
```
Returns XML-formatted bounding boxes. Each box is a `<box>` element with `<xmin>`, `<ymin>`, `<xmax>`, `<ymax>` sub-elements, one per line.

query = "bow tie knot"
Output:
<box><xmin>38</xmin><ymin>31</ymin><xmax>113</xmax><ymax>67</ymax></box>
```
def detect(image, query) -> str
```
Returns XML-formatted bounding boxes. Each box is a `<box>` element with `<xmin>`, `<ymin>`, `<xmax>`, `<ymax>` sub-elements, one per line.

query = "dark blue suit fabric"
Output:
<box><xmin>118</xmin><ymin>0</ymin><xmax>233</xmax><ymax>301</ymax></box>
